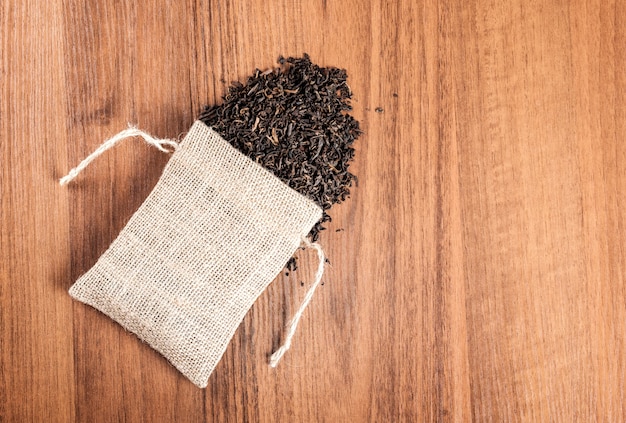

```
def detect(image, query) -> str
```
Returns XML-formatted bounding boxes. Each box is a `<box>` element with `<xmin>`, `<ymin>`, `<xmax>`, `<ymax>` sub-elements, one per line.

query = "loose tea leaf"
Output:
<box><xmin>199</xmin><ymin>54</ymin><xmax>361</xmax><ymax>251</ymax></box>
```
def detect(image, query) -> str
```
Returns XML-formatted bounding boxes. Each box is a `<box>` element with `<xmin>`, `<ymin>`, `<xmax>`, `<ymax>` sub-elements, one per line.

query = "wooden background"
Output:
<box><xmin>1</xmin><ymin>0</ymin><xmax>625</xmax><ymax>421</ymax></box>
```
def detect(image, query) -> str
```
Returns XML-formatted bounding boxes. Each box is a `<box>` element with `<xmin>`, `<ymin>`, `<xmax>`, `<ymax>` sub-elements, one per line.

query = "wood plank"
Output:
<box><xmin>0</xmin><ymin>1</ymin><xmax>76</xmax><ymax>421</ymax></box>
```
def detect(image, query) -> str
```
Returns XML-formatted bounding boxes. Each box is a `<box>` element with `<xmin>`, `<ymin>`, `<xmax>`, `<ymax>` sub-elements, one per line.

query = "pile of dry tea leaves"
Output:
<box><xmin>199</xmin><ymin>54</ymin><xmax>360</xmax><ymax>253</ymax></box>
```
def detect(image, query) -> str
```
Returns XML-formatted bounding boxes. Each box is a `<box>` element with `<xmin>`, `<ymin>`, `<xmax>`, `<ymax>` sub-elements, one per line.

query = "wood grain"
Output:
<box><xmin>1</xmin><ymin>0</ymin><xmax>625</xmax><ymax>421</ymax></box>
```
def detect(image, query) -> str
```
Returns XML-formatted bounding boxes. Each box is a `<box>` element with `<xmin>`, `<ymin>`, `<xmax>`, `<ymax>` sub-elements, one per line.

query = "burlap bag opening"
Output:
<box><xmin>69</xmin><ymin>121</ymin><xmax>322</xmax><ymax>388</ymax></box>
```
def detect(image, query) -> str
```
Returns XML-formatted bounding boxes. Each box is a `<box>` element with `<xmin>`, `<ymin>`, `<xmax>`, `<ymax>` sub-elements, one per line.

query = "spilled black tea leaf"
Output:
<box><xmin>199</xmin><ymin>54</ymin><xmax>360</xmax><ymax>255</ymax></box>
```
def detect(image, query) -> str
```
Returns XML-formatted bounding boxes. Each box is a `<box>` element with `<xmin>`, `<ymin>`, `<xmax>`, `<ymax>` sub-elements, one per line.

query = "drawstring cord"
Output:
<box><xmin>270</xmin><ymin>237</ymin><xmax>325</xmax><ymax>367</ymax></box>
<box><xmin>59</xmin><ymin>125</ymin><xmax>178</xmax><ymax>186</ymax></box>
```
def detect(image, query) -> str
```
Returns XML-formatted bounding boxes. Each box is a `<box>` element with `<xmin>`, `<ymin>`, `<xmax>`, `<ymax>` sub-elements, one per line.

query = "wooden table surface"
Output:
<box><xmin>2</xmin><ymin>1</ymin><xmax>625</xmax><ymax>421</ymax></box>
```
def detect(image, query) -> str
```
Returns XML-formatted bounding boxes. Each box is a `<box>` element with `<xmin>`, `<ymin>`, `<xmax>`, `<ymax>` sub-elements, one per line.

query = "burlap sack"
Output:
<box><xmin>69</xmin><ymin>121</ymin><xmax>322</xmax><ymax>388</ymax></box>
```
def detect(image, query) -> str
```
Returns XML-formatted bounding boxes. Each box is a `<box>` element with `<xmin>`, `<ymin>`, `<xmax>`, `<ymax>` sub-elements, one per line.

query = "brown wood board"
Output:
<box><xmin>1</xmin><ymin>1</ymin><xmax>625</xmax><ymax>421</ymax></box>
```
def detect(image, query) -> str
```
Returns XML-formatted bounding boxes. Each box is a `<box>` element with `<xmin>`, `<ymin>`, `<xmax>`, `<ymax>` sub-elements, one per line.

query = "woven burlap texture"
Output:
<box><xmin>69</xmin><ymin>121</ymin><xmax>322</xmax><ymax>388</ymax></box>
